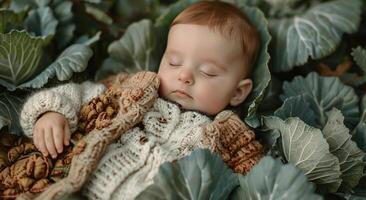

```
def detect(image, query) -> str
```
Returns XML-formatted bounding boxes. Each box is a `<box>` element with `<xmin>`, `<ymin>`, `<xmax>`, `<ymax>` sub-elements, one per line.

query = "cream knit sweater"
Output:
<box><xmin>20</xmin><ymin>81</ymin><xmax>212</xmax><ymax>200</ymax></box>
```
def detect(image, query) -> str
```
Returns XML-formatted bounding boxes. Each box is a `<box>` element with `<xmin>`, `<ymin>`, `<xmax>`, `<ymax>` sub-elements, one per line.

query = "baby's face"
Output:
<box><xmin>158</xmin><ymin>24</ymin><xmax>252</xmax><ymax>115</ymax></box>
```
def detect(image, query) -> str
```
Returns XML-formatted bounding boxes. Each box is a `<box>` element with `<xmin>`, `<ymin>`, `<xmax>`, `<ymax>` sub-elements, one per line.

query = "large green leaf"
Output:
<box><xmin>269</xmin><ymin>0</ymin><xmax>362</xmax><ymax>72</ymax></box>
<box><xmin>24</xmin><ymin>6</ymin><xmax>58</xmax><ymax>43</ymax></box>
<box><xmin>263</xmin><ymin>116</ymin><xmax>342</xmax><ymax>192</ymax></box>
<box><xmin>322</xmin><ymin>108</ymin><xmax>365</xmax><ymax>192</ymax></box>
<box><xmin>281</xmin><ymin>72</ymin><xmax>359</xmax><ymax>129</ymax></box>
<box><xmin>18</xmin><ymin>44</ymin><xmax>93</xmax><ymax>89</ymax></box>
<box><xmin>351</xmin><ymin>46</ymin><xmax>366</xmax><ymax>72</ymax></box>
<box><xmin>0</xmin><ymin>92</ymin><xmax>25</xmax><ymax>135</ymax></box>
<box><xmin>0</xmin><ymin>9</ymin><xmax>25</xmax><ymax>33</ymax></box>
<box><xmin>274</xmin><ymin>94</ymin><xmax>317</xmax><ymax>127</ymax></box>
<box><xmin>0</xmin><ymin>30</ymin><xmax>45</xmax><ymax>91</ymax></box>
<box><xmin>235</xmin><ymin>4</ymin><xmax>271</xmax><ymax>128</ymax></box>
<box><xmin>231</xmin><ymin>156</ymin><xmax>322</xmax><ymax>200</ymax></box>
<box><xmin>136</xmin><ymin>149</ymin><xmax>238</xmax><ymax>200</ymax></box>
<box><xmin>95</xmin><ymin>19</ymin><xmax>163</xmax><ymax>80</ymax></box>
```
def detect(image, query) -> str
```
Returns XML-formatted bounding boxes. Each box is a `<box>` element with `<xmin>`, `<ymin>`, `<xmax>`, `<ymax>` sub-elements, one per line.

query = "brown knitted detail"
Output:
<box><xmin>202</xmin><ymin>110</ymin><xmax>263</xmax><ymax>174</ymax></box>
<box><xmin>16</xmin><ymin>71</ymin><xmax>160</xmax><ymax>200</ymax></box>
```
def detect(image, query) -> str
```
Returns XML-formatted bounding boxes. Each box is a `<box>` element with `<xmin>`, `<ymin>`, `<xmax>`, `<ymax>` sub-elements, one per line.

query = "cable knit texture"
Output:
<box><xmin>82</xmin><ymin>98</ymin><xmax>212</xmax><ymax>200</ymax></box>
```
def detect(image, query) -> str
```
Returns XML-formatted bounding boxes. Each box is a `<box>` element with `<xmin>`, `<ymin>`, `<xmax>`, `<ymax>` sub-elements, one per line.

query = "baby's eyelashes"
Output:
<box><xmin>169</xmin><ymin>62</ymin><xmax>182</xmax><ymax>67</ymax></box>
<box><xmin>200</xmin><ymin>71</ymin><xmax>217</xmax><ymax>77</ymax></box>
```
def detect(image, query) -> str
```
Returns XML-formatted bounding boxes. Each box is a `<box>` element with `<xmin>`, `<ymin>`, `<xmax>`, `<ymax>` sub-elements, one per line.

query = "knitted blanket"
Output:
<box><xmin>13</xmin><ymin>71</ymin><xmax>263</xmax><ymax>200</ymax></box>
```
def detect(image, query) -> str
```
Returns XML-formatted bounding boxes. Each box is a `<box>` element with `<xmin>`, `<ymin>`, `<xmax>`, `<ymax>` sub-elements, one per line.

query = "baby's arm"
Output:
<box><xmin>20</xmin><ymin>81</ymin><xmax>106</xmax><ymax>158</ymax></box>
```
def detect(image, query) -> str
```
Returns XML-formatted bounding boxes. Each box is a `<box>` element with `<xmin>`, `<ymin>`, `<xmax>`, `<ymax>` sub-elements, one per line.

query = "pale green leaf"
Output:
<box><xmin>322</xmin><ymin>108</ymin><xmax>365</xmax><ymax>192</ymax></box>
<box><xmin>281</xmin><ymin>72</ymin><xmax>359</xmax><ymax>128</ymax></box>
<box><xmin>351</xmin><ymin>46</ymin><xmax>366</xmax><ymax>72</ymax></box>
<box><xmin>0</xmin><ymin>92</ymin><xmax>25</xmax><ymax>135</ymax></box>
<box><xmin>19</xmin><ymin>44</ymin><xmax>92</xmax><ymax>89</ymax></box>
<box><xmin>136</xmin><ymin>149</ymin><xmax>238</xmax><ymax>200</ymax></box>
<box><xmin>231</xmin><ymin>156</ymin><xmax>322</xmax><ymax>200</ymax></box>
<box><xmin>0</xmin><ymin>30</ymin><xmax>45</xmax><ymax>91</ymax></box>
<box><xmin>263</xmin><ymin>116</ymin><xmax>342</xmax><ymax>192</ymax></box>
<box><xmin>24</xmin><ymin>6</ymin><xmax>58</xmax><ymax>43</ymax></box>
<box><xmin>270</xmin><ymin>0</ymin><xmax>362</xmax><ymax>72</ymax></box>
<box><xmin>274</xmin><ymin>94</ymin><xmax>317</xmax><ymax>127</ymax></box>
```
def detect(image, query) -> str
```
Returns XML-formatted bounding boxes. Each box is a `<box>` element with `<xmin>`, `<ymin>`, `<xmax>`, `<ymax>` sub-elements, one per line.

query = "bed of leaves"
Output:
<box><xmin>0</xmin><ymin>0</ymin><xmax>366</xmax><ymax>199</ymax></box>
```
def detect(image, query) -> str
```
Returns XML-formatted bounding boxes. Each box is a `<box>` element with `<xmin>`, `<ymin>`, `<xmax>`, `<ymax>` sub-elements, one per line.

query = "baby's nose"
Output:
<box><xmin>178</xmin><ymin>69</ymin><xmax>194</xmax><ymax>85</ymax></box>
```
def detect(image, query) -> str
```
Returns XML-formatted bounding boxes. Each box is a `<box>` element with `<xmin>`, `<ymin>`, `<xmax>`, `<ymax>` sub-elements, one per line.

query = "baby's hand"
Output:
<box><xmin>33</xmin><ymin>112</ymin><xmax>71</xmax><ymax>158</ymax></box>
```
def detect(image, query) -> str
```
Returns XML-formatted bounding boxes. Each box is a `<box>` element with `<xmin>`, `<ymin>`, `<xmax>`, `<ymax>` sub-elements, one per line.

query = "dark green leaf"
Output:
<box><xmin>53</xmin><ymin>1</ymin><xmax>75</xmax><ymax>49</ymax></box>
<box><xmin>0</xmin><ymin>92</ymin><xmax>25</xmax><ymax>135</ymax></box>
<box><xmin>136</xmin><ymin>149</ymin><xmax>238</xmax><ymax>200</ymax></box>
<box><xmin>0</xmin><ymin>9</ymin><xmax>25</xmax><ymax>33</ymax></box>
<box><xmin>231</xmin><ymin>156</ymin><xmax>322</xmax><ymax>200</ymax></box>
<box><xmin>281</xmin><ymin>72</ymin><xmax>359</xmax><ymax>129</ymax></box>
<box><xmin>274</xmin><ymin>94</ymin><xmax>317</xmax><ymax>127</ymax></box>
<box><xmin>0</xmin><ymin>30</ymin><xmax>45</xmax><ymax>91</ymax></box>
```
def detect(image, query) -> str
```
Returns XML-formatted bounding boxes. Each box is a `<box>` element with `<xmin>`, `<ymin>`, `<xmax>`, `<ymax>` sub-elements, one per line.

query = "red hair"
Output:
<box><xmin>171</xmin><ymin>1</ymin><xmax>260</xmax><ymax>76</ymax></box>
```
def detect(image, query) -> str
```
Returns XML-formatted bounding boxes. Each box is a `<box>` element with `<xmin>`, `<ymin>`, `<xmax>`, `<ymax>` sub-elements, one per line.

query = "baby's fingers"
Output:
<box><xmin>45</xmin><ymin>127</ymin><xmax>57</xmax><ymax>159</ymax></box>
<box><xmin>34</xmin><ymin>128</ymin><xmax>48</xmax><ymax>156</ymax></box>
<box><xmin>63</xmin><ymin>122</ymin><xmax>71</xmax><ymax>146</ymax></box>
<box><xmin>53</xmin><ymin>127</ymin><xmax>64</xmax><ymax>154</ymax></box>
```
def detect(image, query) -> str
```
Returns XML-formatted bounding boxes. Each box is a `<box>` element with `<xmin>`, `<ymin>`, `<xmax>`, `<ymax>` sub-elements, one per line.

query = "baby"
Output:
<box><xmin>20</xmin><ymin>1</ymin><xmax>261</xmax><ymax>199</ymax></box>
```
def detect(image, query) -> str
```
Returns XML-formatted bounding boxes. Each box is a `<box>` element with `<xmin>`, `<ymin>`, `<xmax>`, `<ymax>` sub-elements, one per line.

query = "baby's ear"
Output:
<box><xmin>230</xmin><ymin>79</ymin><xmax>253</xmax><ymax>106</ymax></box>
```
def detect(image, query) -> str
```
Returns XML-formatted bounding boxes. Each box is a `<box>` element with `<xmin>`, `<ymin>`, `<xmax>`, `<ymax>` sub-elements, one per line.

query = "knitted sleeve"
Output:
<box><xmin>20</xmin><ymin>81</ymin><xmax>106</xmax><ymax>138</ymax></box>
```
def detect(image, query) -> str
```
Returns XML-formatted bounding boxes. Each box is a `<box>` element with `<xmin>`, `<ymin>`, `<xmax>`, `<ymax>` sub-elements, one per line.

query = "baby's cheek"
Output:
<box><xmin>196</xmin><ymin>90</ymin><xmax>227</xmax><ymax>115</ymax></box>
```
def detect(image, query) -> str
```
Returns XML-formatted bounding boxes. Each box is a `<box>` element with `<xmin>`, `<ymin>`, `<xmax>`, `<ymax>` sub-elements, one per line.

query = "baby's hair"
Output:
<box><xmin>171</xmin><ymin>1</ymin><xmax>260</xmax><ymax>78</ymax></box>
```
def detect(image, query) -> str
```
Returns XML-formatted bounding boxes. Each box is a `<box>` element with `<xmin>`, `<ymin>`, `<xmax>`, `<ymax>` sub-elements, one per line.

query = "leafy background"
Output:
<box><xmin>1</xmin><ymin>0</ymin><xmax>366</xmax><ymax>199</ymax></box>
